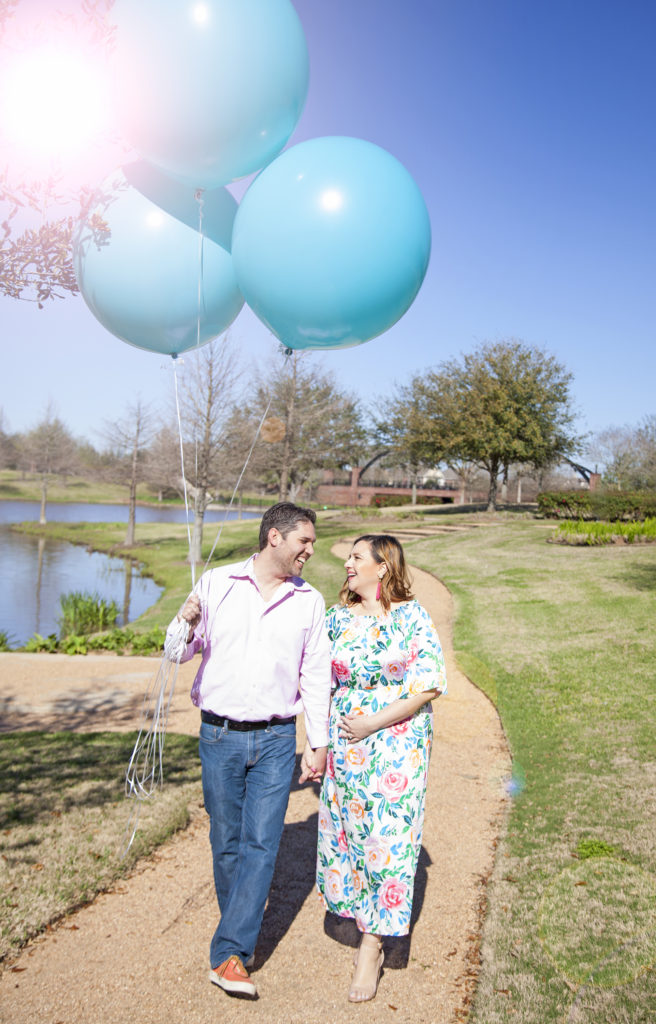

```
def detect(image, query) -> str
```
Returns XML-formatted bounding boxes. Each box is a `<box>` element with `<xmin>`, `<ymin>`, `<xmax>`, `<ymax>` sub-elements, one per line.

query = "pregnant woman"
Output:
<box><xmin>316</xmin><ymin>534</ymin><xmax>447</xmax><ymax>1003</ymax></box>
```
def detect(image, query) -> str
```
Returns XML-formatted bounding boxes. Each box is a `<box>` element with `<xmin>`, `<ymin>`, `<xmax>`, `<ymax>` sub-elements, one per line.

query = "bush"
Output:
<box><xmin>537</xmin><ymin>490</ymin><xmax>656</xmax><ymax>522</ymax></box>
<box><xmin>58</xmin><ymin>591</ymin><xmax>119</xmax><ymax>637</ymax></box>
<box><xmin>0</xmin><ymin>630</ymin><xmax>14</xmax><ymax>652</ymax></box>
<box><xmin>19</xmin><ymin>626</ymin><xmax>165</xmax><ymax>656</ymax></box>
<box><xmin>550</xmin><ymin>518</ymin><xmax>656</xmax><ymax>546</ymax></box>
<box><xmin>371</xmin><ymin>494</ymin><xmax>412</xmax><ymax>508</ymax></box>
<box><xmin>370</xmin><ymin>493</ymin><xmax>454</xmax><ymax>508</ymax></box>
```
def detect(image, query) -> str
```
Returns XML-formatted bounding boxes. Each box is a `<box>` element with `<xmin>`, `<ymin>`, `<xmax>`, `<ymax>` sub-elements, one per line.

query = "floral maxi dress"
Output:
<box><xmin>316</xmin><ymin>600</ymin><xmax>447</xmax><ymax>935</ymax></box>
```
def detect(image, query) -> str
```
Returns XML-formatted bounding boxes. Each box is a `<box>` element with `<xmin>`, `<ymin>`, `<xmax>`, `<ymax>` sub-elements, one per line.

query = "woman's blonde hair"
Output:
<box><xmin>339</xmin><ymin>534</ymin><xmax>414</xmax><ymax>612</ymax></box>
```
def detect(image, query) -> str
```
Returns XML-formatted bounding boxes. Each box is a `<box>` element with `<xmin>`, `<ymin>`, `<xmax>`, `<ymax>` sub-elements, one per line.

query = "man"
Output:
<box><xmin>165</xmin><ymin>502</ymin><xmax>330</xmax><ymax>999</ymax></box>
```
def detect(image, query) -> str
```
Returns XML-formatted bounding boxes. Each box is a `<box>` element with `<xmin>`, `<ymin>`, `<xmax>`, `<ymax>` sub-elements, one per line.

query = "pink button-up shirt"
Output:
<box><xmin>166</xmin><ymin>555</ymin><xmax>331</xmax><ymax>748</ymax></box>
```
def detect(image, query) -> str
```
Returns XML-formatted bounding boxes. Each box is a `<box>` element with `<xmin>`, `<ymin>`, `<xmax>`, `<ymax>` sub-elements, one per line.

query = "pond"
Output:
<box><xmin>0</xmin><ymin>527</ymin><xmax>164</xmax><ymax>647</ymax></box>
<box><xmin>0</xmin><ymin>500</ymin><xmax>261</xmax><ymax>647</ymax></box>
<box><xmin>0</xmin><ymin>500</ymin><xmax>260</xmax><ymax>525</ymax></box>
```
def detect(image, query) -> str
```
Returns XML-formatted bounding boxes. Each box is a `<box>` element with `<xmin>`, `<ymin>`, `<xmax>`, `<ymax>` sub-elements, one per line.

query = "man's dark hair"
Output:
<box><xmin>259</xmin><ymin>502</ymin><xmax>317</xmax><ymax>550</ymax></box>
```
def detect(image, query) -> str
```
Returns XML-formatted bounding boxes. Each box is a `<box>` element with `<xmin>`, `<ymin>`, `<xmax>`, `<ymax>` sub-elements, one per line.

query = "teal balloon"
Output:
<box><xmin>111</xmin><ymin>0</ymin><xmax>309</xmax><ymax>189</ymax></box>
<box><xmin>231</xmin><ymin>137</ymin><xmax>431</xmax><ymax>351</ymax></box>
<box><xmin>74</xmin><ymin>161</ymin><xmax>244</xmax><ymax>356</ymax></box>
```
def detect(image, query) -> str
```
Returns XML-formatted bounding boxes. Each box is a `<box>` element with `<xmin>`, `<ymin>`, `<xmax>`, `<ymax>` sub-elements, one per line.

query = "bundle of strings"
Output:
<box><xmin>120</xmin><ymin>353</ymin><xmax>279</xmax><ymax>859</ymax></box>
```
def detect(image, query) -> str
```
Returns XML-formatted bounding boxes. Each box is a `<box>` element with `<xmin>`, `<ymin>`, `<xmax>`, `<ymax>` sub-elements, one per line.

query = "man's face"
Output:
<box><xmin>274</xmin><ymin>520</ymin><xmax>316</xmax><ymax>577</ymax></box>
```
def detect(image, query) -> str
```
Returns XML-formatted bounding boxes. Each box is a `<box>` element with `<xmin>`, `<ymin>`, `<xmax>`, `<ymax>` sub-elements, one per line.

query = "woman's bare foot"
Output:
<box><xmin>348</xmin><ymin>934</ymin><xmax>384</xmax><ymax>1003</ymax></box>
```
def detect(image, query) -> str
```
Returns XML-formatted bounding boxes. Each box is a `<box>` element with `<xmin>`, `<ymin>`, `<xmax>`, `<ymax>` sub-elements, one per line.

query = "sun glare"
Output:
<box><xmin>0</xmin><ymin>24</ymin><xmax>113</xmax><ymax>181</ymax></box>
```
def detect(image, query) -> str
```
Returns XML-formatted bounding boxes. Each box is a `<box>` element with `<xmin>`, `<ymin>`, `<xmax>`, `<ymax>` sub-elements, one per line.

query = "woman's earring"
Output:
<box><xmin>375</xmin><ymin>577</ymin><xmax>382</xmax><ymax>601</ymax></box>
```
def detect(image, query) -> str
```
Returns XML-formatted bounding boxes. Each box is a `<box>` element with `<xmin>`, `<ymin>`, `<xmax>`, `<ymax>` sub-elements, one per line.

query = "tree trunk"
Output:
<box><xmin>278</xmin><ymin>358</ymin><xmax>296</xmax><ymax>501</ymax></box>
<box><xmin>122</xmin><ymin>561</ymin><xmax>132</xmax><ymax>626</ymax></box>
<box><xmin>125</xmin><ymin>442</ymin><xmax>139</xmax><ymax>546</ymax></box>
<box><xmin>411</xmin><ymin>479</ymin><xmax>418</xmax><ymax>504</ymax></box>
<box><xmin>39</xmin><ymin>474</ymin><xmax>48</xmax><ymax>524</ymax></box>
<box><xmin>486</xmin><ymin>462</ymin><xmax>499</xmax><ymax>511</ymax></box>
<box><xmin>190</xmin><ymin>489</ymin><xmax>206</xmax><ymax>568</ymax></box>
<box><xmin>516</xmin><ymin>475</ymin><xmax>523</xmax><ymax>503</ymax></box>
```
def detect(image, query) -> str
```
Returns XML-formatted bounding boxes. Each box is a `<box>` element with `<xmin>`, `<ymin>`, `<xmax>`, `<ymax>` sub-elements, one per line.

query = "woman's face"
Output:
<box><xmin>344</xmin><ymin>541</ymin><xmax>383</xmax><ymax>595</ymax></box>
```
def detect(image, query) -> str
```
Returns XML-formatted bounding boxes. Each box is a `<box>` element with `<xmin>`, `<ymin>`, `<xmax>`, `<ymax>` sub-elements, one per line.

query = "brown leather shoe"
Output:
<box><xmin>209</xmin><ymin>955</ymin><xmax>257</xmax><ymax>997</ymax></box>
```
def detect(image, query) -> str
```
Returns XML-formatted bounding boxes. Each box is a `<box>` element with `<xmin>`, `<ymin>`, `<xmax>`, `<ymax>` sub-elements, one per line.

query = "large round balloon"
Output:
<box><xmin>110</xmin><ymin>0</ymin><xmax>309</xmax><ymax>189</ymax></box>
<box><xmin>231</xmin><ymin>137</ymin><xmax>431</xmax><ymax>351</ymax></box>
<box><xmin>74</xmin><ymin>161</ymin><xmax>244</xmax><ymax>356</ymax></box>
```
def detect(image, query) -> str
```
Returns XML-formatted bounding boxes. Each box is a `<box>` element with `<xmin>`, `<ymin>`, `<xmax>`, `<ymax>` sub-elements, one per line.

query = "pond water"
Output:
<box><xmin>0</xmin><ymin>500</ymin><xmax>261</xmax><ymax>647</ymax></box>
<box><xmin>0</xmin><ymin>527</ymin><xmax>163</xmax><ymax>647</ymax></box>
<box><xmin>0</xmin><ymin>500</ymin><xmax>260</xmax><ymax>525</ymax></box>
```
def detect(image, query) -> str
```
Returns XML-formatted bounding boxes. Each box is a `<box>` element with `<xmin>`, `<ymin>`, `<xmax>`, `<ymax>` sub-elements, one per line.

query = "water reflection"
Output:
<box><xmin>0</xmin><ymin>500</ymin><xmax>259</xmax><ymax>525</ymax></box>
<box><xmin>0</xmin><ymin>527</ymin><xmax>163</xmax><ymax>647</ymax></box>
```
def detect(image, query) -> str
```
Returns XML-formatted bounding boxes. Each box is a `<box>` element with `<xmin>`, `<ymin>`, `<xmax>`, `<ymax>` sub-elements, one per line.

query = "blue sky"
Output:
<box><xmin>2</xmin><ymin>0</ymin><xmax>655</xmax><ymax>447</ymax></box>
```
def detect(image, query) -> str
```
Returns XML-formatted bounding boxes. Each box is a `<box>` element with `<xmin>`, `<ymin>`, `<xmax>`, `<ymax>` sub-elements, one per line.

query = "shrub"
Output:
<box><xmin>550</xmin><ymin>518</ymin><xmax>656</xmax><ymax>546</ymax></box>
<box><xmin>538</xmin><ymin>490</ymin><xmax>656</xmax><ymax>522</ymax></box>
<box><xmin>57</xmin><ymin>591</ymin><xmax>119</xmax><ymax>637</ymax></box>
<box><xmin>371</xmin><ymin>494</ymin><xmax>412</xmax><ymax>508</ymax></box>
<box><xmin>0</xmin><ymin>630</ymin><xmax>14</xmax><ymax>652</ymax></box>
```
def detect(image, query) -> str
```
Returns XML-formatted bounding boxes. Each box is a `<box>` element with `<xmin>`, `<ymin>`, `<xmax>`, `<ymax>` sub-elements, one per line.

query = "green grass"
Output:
<box><xmin>403</xmin><ymin>518</ymin><xmax>656</xmax><ymax>1023</ymax></box>
<box><xmin>0</xmin><ymin>469</ymin><xmax>159</xmax><ymax>505</ymax></box>
<box><xmin>0</xmin><ymin>510</ymin><xmax>364</xmax><ymax>959</ymax></box>
<box><xmin>0</xmin><ymin>731</ymin><xmax>202</xmax><ymax>960</ymax></box>
<box><xmin>553</xmin><ymin>517</ymin><xmax>656</xmax><ymax>545</ymax></box>
<box><xmin>57</xmin><ymin>590</ymin><xmax>119</xmax><ymax>637</ymax></box>
<box><xmin>12</xmin><ymin>506</ymin><xmax>656</xmax><ymax>1021</ymax></box>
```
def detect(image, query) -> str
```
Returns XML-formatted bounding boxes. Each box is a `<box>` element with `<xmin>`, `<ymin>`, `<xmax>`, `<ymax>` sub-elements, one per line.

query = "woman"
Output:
<box><xmin>316</xmin><ymin>534</ymin><xmax>447</xmax><ymax>1003</ymax></box>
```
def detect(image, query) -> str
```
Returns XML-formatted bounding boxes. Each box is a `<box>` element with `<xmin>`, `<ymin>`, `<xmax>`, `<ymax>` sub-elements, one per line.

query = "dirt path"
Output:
<box><xmin>0</xmin><ymin>548</ymin><xmax>510</xmax><ymax>1024</ymax></box>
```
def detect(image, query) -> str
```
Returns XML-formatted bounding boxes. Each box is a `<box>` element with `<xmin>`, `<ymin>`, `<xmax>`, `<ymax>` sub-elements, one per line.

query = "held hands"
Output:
<box><xmin>299</xmin><ymin>742</ymin><xmax>327</xmax><ymax>784</ymax></box>
<box><xmin>338</xmin><ymin>713</ymin><xmax>373</xmax><ymax>744</ymax></box>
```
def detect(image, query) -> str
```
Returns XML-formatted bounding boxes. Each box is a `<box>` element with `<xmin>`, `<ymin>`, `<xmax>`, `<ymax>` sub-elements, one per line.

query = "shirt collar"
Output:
<box><xmin>229</xmin><ymin>553</ymin><xmax>312</xmax><ymax>593</ymax></box>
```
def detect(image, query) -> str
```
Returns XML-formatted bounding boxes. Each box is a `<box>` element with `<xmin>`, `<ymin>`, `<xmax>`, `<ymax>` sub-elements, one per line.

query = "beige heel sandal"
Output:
<box><xmin>348</xmin><ymin>937</ymin><xmax>384</xmax><ymax>1003</ymax></box>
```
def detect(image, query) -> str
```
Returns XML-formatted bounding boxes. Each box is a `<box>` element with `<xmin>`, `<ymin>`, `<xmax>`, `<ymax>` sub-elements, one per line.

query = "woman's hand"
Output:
<box><xmin>338</xmin><ymin>689</ymin><xmax>439</xmax><ymax>744</ymax></box>
<box><xmin>338</xmin><ymin>713</ymin><xmax>373</xmax><ymax>743</ymax></box>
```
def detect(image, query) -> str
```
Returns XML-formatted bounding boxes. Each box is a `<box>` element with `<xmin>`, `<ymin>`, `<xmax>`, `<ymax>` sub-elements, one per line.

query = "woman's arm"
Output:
<box><xmin>339</xmin><ymin>689</ymin><xmax>439</xmax><ymax>743</ymax></box>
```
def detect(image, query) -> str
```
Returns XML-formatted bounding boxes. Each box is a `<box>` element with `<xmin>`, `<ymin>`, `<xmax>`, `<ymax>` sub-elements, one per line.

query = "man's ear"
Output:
<box><xmin>267</xmin><ymin>526</ymin><xmax>282</xmax><ymax>548</ymax></box>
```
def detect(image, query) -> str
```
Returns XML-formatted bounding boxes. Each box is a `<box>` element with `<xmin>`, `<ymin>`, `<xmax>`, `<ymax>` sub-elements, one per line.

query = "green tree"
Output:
<box><xmin>394</xmin><ymin>340</ymin><xmax>582</xmax><ymax>511</ymax></box>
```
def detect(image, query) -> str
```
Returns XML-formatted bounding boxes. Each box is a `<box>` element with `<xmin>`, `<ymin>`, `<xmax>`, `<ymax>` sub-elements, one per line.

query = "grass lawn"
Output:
<box><xmin>401</xmin><ymin>517</ymin><xmax>656</xmax><ymax>1024</ymax></box>
<box><xmin>5</xmin><ymin>508</ymin><xmax>656</xmax><ymax>1023</ymax></box>
<box><xmin>0</xmin><ymin>731</ymin><xmax>201</xmax><ymax>961</ymax></box>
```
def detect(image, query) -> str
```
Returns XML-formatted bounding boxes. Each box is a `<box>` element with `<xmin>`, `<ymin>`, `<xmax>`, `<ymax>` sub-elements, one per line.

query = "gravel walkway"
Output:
<box><xmin>0</xmin><ymin>551</ymin><xmax>510</xmax><ymax>1024</ymax></box>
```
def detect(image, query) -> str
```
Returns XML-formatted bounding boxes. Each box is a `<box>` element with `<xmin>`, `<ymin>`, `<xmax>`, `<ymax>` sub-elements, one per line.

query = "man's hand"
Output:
<box><xmin>299</xmin><ymin>742</ymin><xmax>328</xmax><ymax>784</ymax></box>
<box><xmin>178</xmin><ymin>594</ymin><xmax>201</xmax><ymax>639</ymax></box>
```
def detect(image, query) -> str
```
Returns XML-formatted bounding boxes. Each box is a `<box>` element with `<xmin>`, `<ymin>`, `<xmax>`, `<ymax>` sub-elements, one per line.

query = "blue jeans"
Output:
<box><xmin>199</xmin><ymin>719</ymin><xmax>296</xmax><ymax>968</ymax></box>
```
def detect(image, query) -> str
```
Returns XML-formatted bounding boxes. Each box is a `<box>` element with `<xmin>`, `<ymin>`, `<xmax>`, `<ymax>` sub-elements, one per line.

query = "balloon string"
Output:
<box><xmin>195</xmin><ymin>189</ymin><xmax>205</xmax><ymax>351</ymax></box>
<box><xmin>202</xmin><ymin>347</ymin><xmax>293</xmax><ymax>572</ymax></box>
<box><xmin>202</xmin><ymin>394</ymin><xmax>273</xmax><ymax>571</ymax></box>
<box><xmin>173</xmin><ymin>358</ymin><xmax>196</xmax><ymax>589</ymax></box>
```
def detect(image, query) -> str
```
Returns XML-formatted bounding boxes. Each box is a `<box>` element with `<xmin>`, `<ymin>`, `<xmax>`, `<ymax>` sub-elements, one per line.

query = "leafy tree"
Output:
<box><xmin>224</xmin><ymin>351</ymin><xmax>369</xmax><ymax>503</ymax></box>
<box><xmin>19</xmin><ymin>405</ymin><xmax>77</xmax><ymax>522</ymax></box>
<box><xmin>375</xmin><ymin>381</ymin><xmax>436</xmax><ymax>502</ymax></box>
<box><xmin>100</xmin><ymin>398</ymin><xmax>155</xmax><ymax>546</ymax></box>
<box><xmin>0</xmin><ymin>408</ymin><xmax>18</xmax><ymax>469</ymax></box>
<box><xmin>389</xmin><ymin>340</ymin><xmax>582</xmax><ymax>510</ymax></box>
